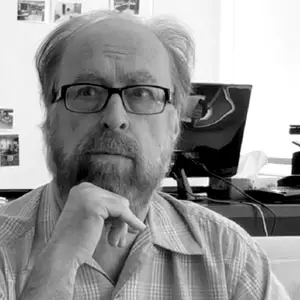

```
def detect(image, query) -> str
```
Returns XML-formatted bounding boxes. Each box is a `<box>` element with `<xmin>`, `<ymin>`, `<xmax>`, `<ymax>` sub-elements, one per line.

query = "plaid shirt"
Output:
<box><xmin>0</xmin><ymin>182</ymin><xmax>290</xmax><ymax>300</ymax></box>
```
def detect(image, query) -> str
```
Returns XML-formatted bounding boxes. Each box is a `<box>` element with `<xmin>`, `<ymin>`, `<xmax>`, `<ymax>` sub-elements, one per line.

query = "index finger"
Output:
<box><xmin>119</xmin><ymin>208</ymin><xmax>146</xmax><ymax>232</ymax></box>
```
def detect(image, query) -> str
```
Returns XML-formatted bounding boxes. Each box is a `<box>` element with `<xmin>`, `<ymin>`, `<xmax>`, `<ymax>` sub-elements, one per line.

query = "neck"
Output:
<box><xmin>51</xmin><ymin>180</ymin><xmax>65</xmax><ymax>211</ymax></box>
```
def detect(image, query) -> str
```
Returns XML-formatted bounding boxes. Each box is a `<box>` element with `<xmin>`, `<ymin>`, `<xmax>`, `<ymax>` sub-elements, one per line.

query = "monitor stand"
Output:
<box><xmin>171</xmin><ymin>168</ymin><xmax>194</xmax><ymax>200</ymax></box>
<box><xmin>170</xmin><ymin>168</ymin><xmax>209</xmax><ymax>200</ymax></box>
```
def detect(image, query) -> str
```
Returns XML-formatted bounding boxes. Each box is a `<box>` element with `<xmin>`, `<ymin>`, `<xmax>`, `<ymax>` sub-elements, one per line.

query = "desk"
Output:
<box><xmin>205</xmin><ymin>203</ymin><xmax>300</xmax><ymax>236</ymax></box>
<box><xmin>162</xmin><ymin>184</ymin><xmax>300</xmax><ymax>236</ymax></box>
<box><xmin>1</xmin><ymin>189</ymin><xmax>300</xmax><ymax>236</ymax></box>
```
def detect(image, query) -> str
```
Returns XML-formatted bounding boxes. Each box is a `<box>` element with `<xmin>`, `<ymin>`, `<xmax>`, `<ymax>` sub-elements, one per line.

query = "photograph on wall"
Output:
<box><xmin>17</xmin><ymin>0</ymin><xmax>45</xmax><ymax>22</ymax></box>
<box><xmin>110</xmin><ymin>0</ymin><xmax>140</xmax><ymax>15</ymax></box>
<box><xmin>0</xmin><ymin>109</ymin><xmax>14</xmax><ymax>130</ymax></box>
<box><xmin>54</xmin><ymin>1</ymin><xmax>82</xmax><ymax>23</ymax></box>
<box><xmin>0</xmin><ymin>135</ymin><xmax>20</xmax><ymax>167</ymax></box>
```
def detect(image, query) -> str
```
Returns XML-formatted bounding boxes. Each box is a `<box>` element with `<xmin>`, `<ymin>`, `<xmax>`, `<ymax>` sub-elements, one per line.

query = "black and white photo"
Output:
<box><xmin>17</xmin><ymin>0</ymin><xmax>45</xmax><ymax>22</ymax></box>
<box><xmin>0</xmin><ymin>109</ymin><xmax>14</xmax><ymax>130</ymax></box>
<box><xmin>0</xmin><ymin>135</ymin><xmax>20</xmax><ymax>167</ymax></box>
<box><xmin>110</xmin><ymin>0</ymin><xmax>140</xmax><ymax>15</ymax></box>
<box><xmin>54</xmin><ymin>1</ymin><xmax>82</xmax><ymax>23</ymax></box>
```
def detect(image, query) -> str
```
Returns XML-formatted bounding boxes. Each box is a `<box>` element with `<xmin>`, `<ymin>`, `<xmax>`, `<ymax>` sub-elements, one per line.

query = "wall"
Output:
<box><xmin>0</xmin><ymin>0</ymin><xmax>221</xmax><ymax>189</ymax></box>
<box><xmin>220</xmin><ymin>0</ymin><xmax>300</xmax><ymax>158</ymax></box>
<box><xmin>152</xmin><ymin>0</ymin><xmax>221</xmax><ymax>82</ymax></box>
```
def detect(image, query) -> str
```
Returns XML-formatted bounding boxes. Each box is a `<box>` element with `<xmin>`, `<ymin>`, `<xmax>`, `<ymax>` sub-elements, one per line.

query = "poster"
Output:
<box><xmin>0</xmin><ymin>135</ymin><xmax>20</xmax><ymax>167</ymax></box>
<box><xmin>17</xmin><ymin>0</ymin><xmax>45</xmax><ymax>22</ymax></box>
<box><xmin>0</xmin><ymin>109</ymin><xmax>14</xmax><ymax>130</ymax></box>
<box><xmin>110</xmin><ymin>0</ymin><xmax>140</xmax><ymax>15</ymax></box>
<box><xmin>54</xmin><ymin>1</ymin><xmax>82</xmax><ymax>23</ymax></box>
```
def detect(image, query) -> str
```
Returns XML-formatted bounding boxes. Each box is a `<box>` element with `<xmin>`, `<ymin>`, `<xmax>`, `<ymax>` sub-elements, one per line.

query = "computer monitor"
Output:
<box><xmin>168</xmin><ymin>83</ymin><xmax>252</xmax><ymax>198</ymax></box>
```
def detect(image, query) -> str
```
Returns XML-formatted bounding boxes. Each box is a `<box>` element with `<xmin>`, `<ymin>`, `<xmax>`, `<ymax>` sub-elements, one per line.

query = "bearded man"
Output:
<box><xmin>0</xmin><ymin>10</ymin><xmax>290</xmax><ymax>300</ymax></box>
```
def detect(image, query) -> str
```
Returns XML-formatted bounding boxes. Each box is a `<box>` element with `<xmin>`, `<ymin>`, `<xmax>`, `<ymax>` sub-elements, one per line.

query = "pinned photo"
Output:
<box><xmin>54</xmin><ymin>1</ymin><xmax>82</xmax><ymax>23</ymax></box>
<box><xmin>0</xmin><ymin>109</ymin><xmax>14</xmax><ymax>130</ymax></box>
<box><xmin>17</xmin><ymin>0</ymin><xmax>45</xmax><ymax>22</ymax></box>
<box><xmin>111</xmin><ymin>0</ymin><xmax>140</xmax><ymax>15</ymax></box>
<box><xmin>0</xmin><ymin>135</ymin><xmax>20</xmax><ymax>167</ymax></box>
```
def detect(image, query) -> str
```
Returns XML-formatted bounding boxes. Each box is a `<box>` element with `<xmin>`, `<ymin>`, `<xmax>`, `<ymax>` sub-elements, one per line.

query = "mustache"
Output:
<box><xmin>81</xmin><ymin>130</ymin><xmax>140</xmax><ymax>159</ymax></box>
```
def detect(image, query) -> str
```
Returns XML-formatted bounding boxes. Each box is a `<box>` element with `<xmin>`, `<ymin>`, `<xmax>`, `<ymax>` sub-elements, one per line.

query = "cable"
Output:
<box><xmin>183</xmin><ymin>190</ymin><xmax>269</xmax><ymax>236</ymax></box>
<box><xmin>243</xmin><ymin>202</ymin><xmax>269</xmax><ymax>236</ymax></box>
<box><xmin>176</xmin><ymin>158</ymin><xmax>277</xmax><ymax>235</ymax></box>
<box><xmin>194</xmin><ymin>162</ymin><xmax>277</xmax><ymax>235</ymax></box>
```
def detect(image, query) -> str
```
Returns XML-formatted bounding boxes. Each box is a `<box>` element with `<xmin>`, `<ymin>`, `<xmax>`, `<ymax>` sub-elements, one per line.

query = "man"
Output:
<box><xmin>0</xmin><ymin>10</ymin><xmax>290</xmax><ymax>300</ymax></box>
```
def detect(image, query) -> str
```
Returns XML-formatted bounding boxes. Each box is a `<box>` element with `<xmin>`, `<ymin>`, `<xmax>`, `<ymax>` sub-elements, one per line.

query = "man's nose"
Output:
<box><xmin>100</xmin><ymin>94</ymin><xmax>129</xmax><ymax>131</ymax></box>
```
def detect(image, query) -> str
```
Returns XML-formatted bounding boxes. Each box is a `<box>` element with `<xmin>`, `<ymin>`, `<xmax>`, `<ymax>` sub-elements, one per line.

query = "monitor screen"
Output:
<box><xmin>169</xmin><ymin>83</ymin><xmax>252</xmax><ymax>179</ymax></box>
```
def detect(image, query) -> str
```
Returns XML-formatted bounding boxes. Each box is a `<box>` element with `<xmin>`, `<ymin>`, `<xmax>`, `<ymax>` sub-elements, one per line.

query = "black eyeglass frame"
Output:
<box><xmin>54</xmin><ymin>83</ymin><xmax>173</xmax><ymax>115</ymax></box>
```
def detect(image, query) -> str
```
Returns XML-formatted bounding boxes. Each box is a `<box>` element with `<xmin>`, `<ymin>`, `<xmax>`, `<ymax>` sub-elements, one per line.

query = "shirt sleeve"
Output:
<box><xmin>232</xmin><ymin>239</ymin><xmax>291</xmax><ymax>300</ymax></box>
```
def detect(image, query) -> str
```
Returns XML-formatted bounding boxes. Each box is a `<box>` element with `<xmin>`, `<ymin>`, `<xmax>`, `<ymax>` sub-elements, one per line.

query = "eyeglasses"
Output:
<box><xmin>54</xmin><ymin>84</ymin><xmax>173</xmax><ymax>115</ymax></box>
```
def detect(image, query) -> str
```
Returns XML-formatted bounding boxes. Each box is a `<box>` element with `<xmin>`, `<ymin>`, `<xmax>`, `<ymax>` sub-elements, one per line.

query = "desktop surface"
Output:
<box><xmin>205</xmin><ymin>202</ymin><xmax>300</xmax><ymax>236</ymax></box>
<box><xmin>1</xmin><ymin>187</ymin><xmax>300</xmax><ymax>236</ymax></box>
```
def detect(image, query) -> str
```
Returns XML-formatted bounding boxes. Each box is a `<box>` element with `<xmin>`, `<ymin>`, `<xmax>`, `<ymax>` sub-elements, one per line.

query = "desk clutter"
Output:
<box><xmin>208</xmin><ymin>175</ymin><xmax>300</xmax><ymax>204</ymax></box>
<box><xmin>245</xmin><ymin>186</ymin><xmax>300</xmax><ymax>204</ymax></box>
<box><xmin>243</xmin><ymin>175</ymin><xmax>300</xmax><ymax>204</ymax></box>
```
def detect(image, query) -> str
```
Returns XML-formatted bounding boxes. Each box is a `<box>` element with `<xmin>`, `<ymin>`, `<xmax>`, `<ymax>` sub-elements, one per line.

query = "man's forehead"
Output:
<box><xmin>59</xmin><ymin>18</ymin><xmax>172</xmax><ymax>87</ymax></box>
<box><xmin>63</xmin><ymin>19</ymin><xmax>167</xmax><ymax>59</ymax></box>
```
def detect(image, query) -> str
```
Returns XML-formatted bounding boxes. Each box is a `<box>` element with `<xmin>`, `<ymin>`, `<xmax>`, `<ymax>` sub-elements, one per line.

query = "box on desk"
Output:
<box><xmin>208</xmin><ymin>176</ymin><xmax>279</xmax><ymax>200</ymax></box>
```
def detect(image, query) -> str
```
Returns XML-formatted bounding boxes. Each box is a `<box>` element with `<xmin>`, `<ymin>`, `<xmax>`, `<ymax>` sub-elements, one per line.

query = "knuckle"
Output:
<box><xmin>70</xmin><ymin>182</ymin><xmax>91</xmax><ymax>194</ymax></box>
<box><xmin>68</xmin><ymin>186</ymin><xmax>78</xmax><ymax>197</ymax></box>
<box><xmin>120</xmin><ymin>197</ymin><xmax>130</xmax><ymax>207</ymax></box>
<box><xmin>77</xmin><ymin>182</ymin><xmax>92</xmax><ymax>189</ymax></box>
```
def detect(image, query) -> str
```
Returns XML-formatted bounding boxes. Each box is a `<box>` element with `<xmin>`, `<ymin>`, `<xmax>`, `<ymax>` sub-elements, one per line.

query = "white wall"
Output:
<box><xmin>153</xmin><ymin>0</ymin><xmax>221</xmax><ymax>82</ymax></box>
<box><xmin>1</xmin><ymin>2</ymin><xmax>50</xmax><ymax>189</ymax></box>
<box><xmin>0</xmin><ymin>0</ymin><xmax>221</xmax><ymax>189</ymax></box>
<box><xmin>220</xmin><ymin>0</ymin><xmax>300</xmax><ymax>159</ymax></box>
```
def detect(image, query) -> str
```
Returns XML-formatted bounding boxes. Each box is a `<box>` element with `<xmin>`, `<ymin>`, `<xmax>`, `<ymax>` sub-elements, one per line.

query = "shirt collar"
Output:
<box><xmin>147</xmin><ymin>192</ymin><xmax>203</xmax><ymax>255</ymax></box>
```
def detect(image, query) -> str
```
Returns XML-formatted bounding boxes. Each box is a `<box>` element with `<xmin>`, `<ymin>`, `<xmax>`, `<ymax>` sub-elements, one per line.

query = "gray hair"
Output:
<box><xmin>35</xmin><ymin>10</ymin><xmax>195</xmax><ymax>115</ymax></box>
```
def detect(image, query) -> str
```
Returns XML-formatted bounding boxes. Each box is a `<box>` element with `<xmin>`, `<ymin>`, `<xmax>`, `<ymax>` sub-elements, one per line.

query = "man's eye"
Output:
<box><xmin>77</xmin><ymin>86</ymin><xmax>97</xmax><ymax>97</ymax></box>
<box><xmin>131</xmin><ymin>88</ymin><xmax>152</xmax><ymax>98</ymax></box>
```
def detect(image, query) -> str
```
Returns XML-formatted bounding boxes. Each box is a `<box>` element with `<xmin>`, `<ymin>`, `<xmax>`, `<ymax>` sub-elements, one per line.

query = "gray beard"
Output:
<box><xmin>43</xmin><ymin>128</ymin><xmax>174</xmax><ymax>216</ymax></box>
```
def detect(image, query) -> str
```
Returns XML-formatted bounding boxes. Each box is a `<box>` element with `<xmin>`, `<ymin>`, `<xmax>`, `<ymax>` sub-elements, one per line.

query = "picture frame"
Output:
<box><xmin>17</xmin><ymin>0</ymin><xmax>46</xmax><ymax>23</ymax></box>
<box><xmin>51</xmin><ymin>0</ymin><xmax>83</xmax><ymax>24</ymax></box>
<box><xmin>110</xmin><ymin>0</ymin><xmax>140</xmax><ymax>15</ymax></box>
<box><xmin>109</xmin><ymin>0</ymin><xmax>153</xmax><ymax>17</ymax></box>
<box><xmin>0</xmin><ymin>135</ymin><xmax>20</xmax><ymax>167</ymax></box>
<box><xmin>0</xmin><ymin>109</ymin><xmax>14</xmax><ymax>130</ymax></box>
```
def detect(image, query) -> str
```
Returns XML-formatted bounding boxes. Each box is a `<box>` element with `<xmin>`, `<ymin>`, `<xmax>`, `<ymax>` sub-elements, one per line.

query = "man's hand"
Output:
<box><xmin>51</xmin><ymin>182</ymin><xmax>146</xmax><ymax>256</ymax></box>
<box><xmin>20</xmin><ymin>182</ymin><xmax>146</xmax><ymax>300</ymax></box>
<box><xmin>20</xmin><ymin>182</ymin><xmax>145</xmax><ymax>299</ymax></box>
